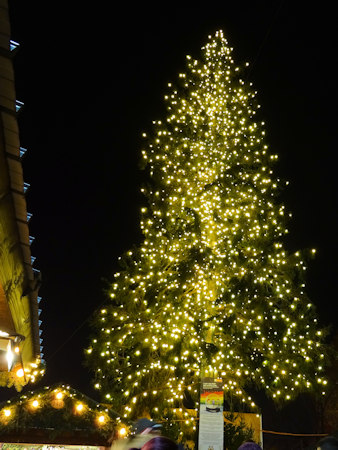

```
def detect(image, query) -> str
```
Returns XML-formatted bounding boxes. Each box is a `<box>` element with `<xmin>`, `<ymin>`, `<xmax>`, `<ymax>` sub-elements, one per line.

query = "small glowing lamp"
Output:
<box><xmin>56</xmin><ymin>392</ymin><xmax>63</xmax><ymax>400</ymax></box>
<box><xmin>16</xmin><ymin>368</ymin><xmax>24</xmax><ymax>378</ymax></box>
<box><xmin>118</xmin><ymin>427</ymin><xmax>127</xmax><ymax>437</ymax></box>
<box><xmin>76</xmin><ymin>403</ymin><xmax>84</xmax><ymax>412</ymax></box>
<box><xmin>4</xmin><ymin>409</ymin><xmax>11</xmax><ymax>417</ymax></box>
<box><xmin>32</xmin><ymin>400</ymin><xmax>39</xmax><ymax>408</ymax></box>
<box><xmin>97</xmin><ymin>415</ymin><xmax>106</xmax><ymax>425</ymax></box>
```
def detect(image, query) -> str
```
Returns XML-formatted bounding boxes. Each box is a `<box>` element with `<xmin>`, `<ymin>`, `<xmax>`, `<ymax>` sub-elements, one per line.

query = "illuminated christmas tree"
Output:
<box><xmin>86</xmin><ymin>30</ymin><xmax>327</xmax><ymax>434</ymax></box>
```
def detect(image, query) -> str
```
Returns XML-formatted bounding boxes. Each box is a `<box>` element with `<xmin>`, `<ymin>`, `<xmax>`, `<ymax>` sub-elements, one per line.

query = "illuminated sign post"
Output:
<box><xmin>198</xmin><ymin>377</ymin><xmax>224</xmax><ymax>450</ymax></box>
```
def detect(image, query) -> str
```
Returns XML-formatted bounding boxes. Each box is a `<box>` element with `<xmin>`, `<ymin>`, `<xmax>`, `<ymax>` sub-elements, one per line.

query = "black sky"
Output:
<box><xmin>2</xmin><ymin>0</ymin><xmax>337</xmax><ymax>428</ymax></box>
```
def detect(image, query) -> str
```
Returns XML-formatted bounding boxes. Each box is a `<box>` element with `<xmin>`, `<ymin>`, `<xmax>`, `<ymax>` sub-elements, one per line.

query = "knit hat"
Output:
<box><xmin>238</xmin><ymin>442</ymin><xmax>262</xmax><ymax>450</ymax></box>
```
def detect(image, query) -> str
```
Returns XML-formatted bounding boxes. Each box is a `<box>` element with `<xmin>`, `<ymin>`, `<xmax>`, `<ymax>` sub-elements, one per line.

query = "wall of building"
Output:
<box><xmin>0</xmin><ymin>0</ymin><xmax>43</xmax><ymax>389</ymax></box>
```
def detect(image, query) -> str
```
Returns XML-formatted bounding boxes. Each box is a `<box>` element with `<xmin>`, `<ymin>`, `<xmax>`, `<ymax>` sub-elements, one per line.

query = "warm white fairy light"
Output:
<box><xmin>76</xmin><ymin>403</ymin><xmax>84</xmax><ymax>412</ymax></box>
<box><xmin>0</xmin><ymin>385</ymin><xmax>114</xmax><ymax>431</ymax></box>
<box><xmin>87</xmin><ymin>30</ymin><xmax>326</xmax><ymax>434</ymax></box>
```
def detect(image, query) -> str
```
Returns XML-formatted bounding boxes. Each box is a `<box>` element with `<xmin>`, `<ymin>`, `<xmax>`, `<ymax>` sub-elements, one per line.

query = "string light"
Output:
<box><xmin>97</xmin><ymin>415</ymin><xmax>106</xmax><ymax>425</ymax></box>
<box><xmin>16</xmin><ymin>369</ymin><xmax>24</xmax><ymax>378</ymax></box>
<box><xmin>118</xmin><ymin>427</ymin><xmax>127</xmax><ymax>437</ymax></box>
<box><xmin>76</xmin><ymin>403</ymin><xmax>84</xmax><ymax>412</ymax></box>
<box><xmin>0</xmin><ymin>384</ymin><xmax>115</xmax><ymax>432</ymax></box>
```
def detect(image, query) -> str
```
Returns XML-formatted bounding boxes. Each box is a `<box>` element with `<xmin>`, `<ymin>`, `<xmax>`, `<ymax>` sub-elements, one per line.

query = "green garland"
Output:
<box><xmin>0</xmin><ymin>383</ymin><xmax>117</xmax><ymax>441</ymax></box>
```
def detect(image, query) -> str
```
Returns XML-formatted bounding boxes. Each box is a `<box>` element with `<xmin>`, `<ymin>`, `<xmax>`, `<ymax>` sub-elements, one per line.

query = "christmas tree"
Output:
<box><xmin>86</xmin><ymin>30</ymin><xmax>326</xmax><ymax>435</ymax></box>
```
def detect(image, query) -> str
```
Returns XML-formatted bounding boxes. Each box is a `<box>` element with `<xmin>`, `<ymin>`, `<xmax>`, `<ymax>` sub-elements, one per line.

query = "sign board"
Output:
<box><xmin>198</xmin><ymin>377</ymin><xmax>224</xmax><ymax>450</ymax></box>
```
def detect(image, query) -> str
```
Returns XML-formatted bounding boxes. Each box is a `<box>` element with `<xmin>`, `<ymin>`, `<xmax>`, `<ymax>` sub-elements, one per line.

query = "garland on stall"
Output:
<box><xmin>0</xmin><ymin>383</ymin><xmax>119</xmax><ymax>440</ymax></box>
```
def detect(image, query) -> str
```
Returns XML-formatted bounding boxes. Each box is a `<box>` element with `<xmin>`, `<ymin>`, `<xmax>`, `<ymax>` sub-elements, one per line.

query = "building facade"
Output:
<box><xmin>0</xmin><ymin>0</ymin><xmax>44</xmax><ymax>389</ymax></box>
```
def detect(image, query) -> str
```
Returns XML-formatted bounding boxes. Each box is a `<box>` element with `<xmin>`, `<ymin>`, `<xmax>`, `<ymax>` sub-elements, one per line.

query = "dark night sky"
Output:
<box><xmin>2</xmin><ymin>0</ymin><xmax>338</xmax><ymax>430</ymax></box>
